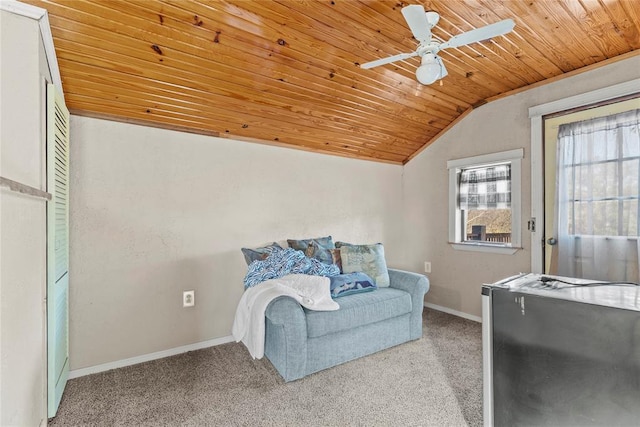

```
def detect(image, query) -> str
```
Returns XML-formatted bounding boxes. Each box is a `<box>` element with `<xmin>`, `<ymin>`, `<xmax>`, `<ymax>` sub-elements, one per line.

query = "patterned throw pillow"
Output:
<box><xmin>302</xmin><ymin>240</ymin><xmax>341</xmax><ymax>266</ymax></box>
<box><xmin>288</xmin><ymin>236</ymin><xmax>335</xmax><ymax>251</ymax></box>
<box><xmin>329</xmin><ymin>248</ymin><xmax>342</xmax><ymax>273</ymax></box>
<box><xmin>288</xmin><ymin>236</ymin><xmax>335</xmax><ymax>265</ymax></box>
<box><xmin>337</xmin><ymin>242</ymin><xmax>390</xmax><ymax>287</ymax></box>
<box><xmin>329</xmin><ymin>272</ymin><xmax>376</xmax><ymax>298</ymax></box>
<box><xmin>240</xmin><ymin>242</ymin><xmax>283</xmax><ymax>266</ymax></box>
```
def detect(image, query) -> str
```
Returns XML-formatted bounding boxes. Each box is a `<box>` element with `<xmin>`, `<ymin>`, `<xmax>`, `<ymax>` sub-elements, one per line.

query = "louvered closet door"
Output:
<box><xmin>47</xmin><ymin>83</ymin><xmax>70</xmax><ymax>418</ymax></box>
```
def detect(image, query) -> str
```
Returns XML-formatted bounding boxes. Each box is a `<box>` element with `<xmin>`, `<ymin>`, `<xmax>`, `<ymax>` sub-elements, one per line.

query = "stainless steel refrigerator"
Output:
<box><xmin>482</xmin><ymin>273</ymin><xmax>640</xmax><ymax>426</ymax></box>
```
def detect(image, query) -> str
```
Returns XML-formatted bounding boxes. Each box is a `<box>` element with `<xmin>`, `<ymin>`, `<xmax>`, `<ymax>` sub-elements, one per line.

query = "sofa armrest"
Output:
<box><xmin>264</xmin><ymin>296</ymin><xmax>308</xmax><ymax>381</ymax></box>
<box><xmin>265</xmin><ymin>296</ymin><xmax>306</xmax><ymax>326</ymax></box>
<box><xmin>388</xmin><ymin>268</ymin><xmax>429</xmax><ymax>340</ymax></box>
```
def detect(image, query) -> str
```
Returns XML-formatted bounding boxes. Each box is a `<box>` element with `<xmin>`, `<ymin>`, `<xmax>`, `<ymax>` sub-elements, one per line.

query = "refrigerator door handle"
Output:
<box><xmin>482</xmin><ymin>287</ymin><xmax>494</xmax><ymax>427</ymax></box>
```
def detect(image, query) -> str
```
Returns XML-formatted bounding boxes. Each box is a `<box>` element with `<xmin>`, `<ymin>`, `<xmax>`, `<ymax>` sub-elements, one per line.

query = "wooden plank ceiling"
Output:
<box><xmin>23</xmin><ymin>0</ymin><xmax>640</xmax><ymax>164</ymax></box>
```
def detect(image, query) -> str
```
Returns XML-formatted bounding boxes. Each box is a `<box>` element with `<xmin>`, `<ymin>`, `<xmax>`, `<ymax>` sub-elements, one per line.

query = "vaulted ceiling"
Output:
<box><xmin>23</xmin><ymin>0</ymin><xmax>640</xmax><ymax>164</ymax></box>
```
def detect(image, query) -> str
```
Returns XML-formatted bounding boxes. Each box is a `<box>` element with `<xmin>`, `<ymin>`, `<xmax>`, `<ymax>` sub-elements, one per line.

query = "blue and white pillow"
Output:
<box><xmin>329</xmin><ymin>272</ymin><xmax>377</xmax><ymax>298</ymax></box>
<box><xmin>303</xmin><ymin>240</ymin><xmax>338</xmax><ymax>266</ymax></box>
<box><xmin>336</xmin><ymin>242</ymin><xmax>390</xmax><ymax>287</ymax></box>
<box><xmin>241</xmin><ymin>242</ymin><xmax>283</xmax><ymax>266</ymax></box>
<box><xmin>288</xmin><ymin>236</ymin><xmax>335</xmax><ymax>251</ymax></box>
<box><xmin>288</xmin><ymin>236</ymin><xmax>336</xmax><ymax>266</ymax></box>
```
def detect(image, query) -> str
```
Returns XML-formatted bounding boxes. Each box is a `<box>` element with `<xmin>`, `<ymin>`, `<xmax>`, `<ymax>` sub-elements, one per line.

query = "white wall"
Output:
<box><xmin>402</xmin><ymin>55</ymin><xmax>640</xmax><ymax>318</ymax></box>
<box><xmin>69</xmin><ymin>116</ymin><xmax>404</xmax><ymax>370</ymax></box>
<box><xmin>0</xmin><ymin>10</ymin><xmax>49</xmax><ymax>427</ymax></box>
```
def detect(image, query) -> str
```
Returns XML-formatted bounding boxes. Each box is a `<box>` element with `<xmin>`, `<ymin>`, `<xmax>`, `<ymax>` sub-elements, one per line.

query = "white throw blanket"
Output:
<box><xmin>232</xmin><ymin>274</ymin><xmax>339</xmax><ymax>359</ymax></box>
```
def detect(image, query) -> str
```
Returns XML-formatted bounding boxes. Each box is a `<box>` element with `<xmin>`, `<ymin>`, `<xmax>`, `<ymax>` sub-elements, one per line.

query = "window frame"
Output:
<box><xmin>447</xmin><ymin>149</ymin><xmax>524</xmax><ymax>255</ymax></box>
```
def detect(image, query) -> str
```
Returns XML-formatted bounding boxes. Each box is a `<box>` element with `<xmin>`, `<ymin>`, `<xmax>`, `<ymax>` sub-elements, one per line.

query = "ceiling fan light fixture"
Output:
<box><xmin>415</xmin><ymin>54</ymin><xmax>441</xmax><ymax>85</ymax></box>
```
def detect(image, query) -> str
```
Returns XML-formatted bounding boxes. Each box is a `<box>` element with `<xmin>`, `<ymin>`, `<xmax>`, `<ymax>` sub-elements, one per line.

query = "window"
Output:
<box><xmin>447</xmin><ymin>149</ymin><xmax>523</xmax><ymax>254</ymax></box>
<box><xmin>558</xmin><ymin>110</ymin><xmax>640</xmax><ymax>238</ymax></box>
<box><xmin>529</xmin><ymin>80</ymin><xmax>640</xmax><ymax>274</ymax></box>
<box><xmin>552</xmin><ymin>109</ymin><xmax>640</xmax><ymax>282</ymax></box>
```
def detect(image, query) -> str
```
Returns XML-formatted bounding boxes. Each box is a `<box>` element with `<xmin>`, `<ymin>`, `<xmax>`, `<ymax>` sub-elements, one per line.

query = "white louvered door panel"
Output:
<box><xmin>47</xmin><ymin>83</ymin><xmax>70</xmax><ymax>418</ymax></box>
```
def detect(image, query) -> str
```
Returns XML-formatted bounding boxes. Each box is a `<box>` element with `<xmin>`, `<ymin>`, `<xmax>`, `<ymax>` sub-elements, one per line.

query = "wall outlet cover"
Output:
<box><xmin>424</xmin><ymin>262</ymin><xmax>431</xmax><ymax>273</ymax></box>
<box><xmin>183</xmin><ymin>290</ymin><xmax>195</xmax><ymax>307</ymax></box>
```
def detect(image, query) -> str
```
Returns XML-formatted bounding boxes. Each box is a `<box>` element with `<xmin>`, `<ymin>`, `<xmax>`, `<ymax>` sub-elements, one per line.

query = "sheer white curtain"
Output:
<box><xmin>555</xmin><ymin>109</ymin><xmax>640</xmax><ymax>282</ymax></box>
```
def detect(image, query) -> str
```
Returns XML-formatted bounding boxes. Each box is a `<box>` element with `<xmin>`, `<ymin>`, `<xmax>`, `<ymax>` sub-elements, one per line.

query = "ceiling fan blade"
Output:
<box><xmin>401</xmin><ymin>5</ymin><xmax>431</xmax><ymax>43</ymax></box>
<box><xmin>439</xmin><ymin>19</ymin><xmax>515</xmax><ymax>50</ymax></box>
<box><xmin>360</xmin><ymin>52</ymin><xmax>418</xmax><ymax>69</ymax></box>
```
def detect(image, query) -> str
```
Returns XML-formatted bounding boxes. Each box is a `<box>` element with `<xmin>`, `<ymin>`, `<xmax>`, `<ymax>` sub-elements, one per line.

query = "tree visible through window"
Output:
<box><xmin>466</xmin><ymin>209</ymin><xmax>512</xmax><ymax>243</ymax></box>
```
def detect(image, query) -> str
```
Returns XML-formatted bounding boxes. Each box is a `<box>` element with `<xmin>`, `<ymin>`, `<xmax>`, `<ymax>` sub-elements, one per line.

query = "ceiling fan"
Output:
<box><xmin>361</xmin><ymin>5</ymin><xmax>515</xmax><ymax>85</ymax></box>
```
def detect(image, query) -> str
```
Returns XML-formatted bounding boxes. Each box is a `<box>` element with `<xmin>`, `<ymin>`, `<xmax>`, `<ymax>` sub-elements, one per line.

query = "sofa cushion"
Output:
<box><xmin>304</xmin><ymin>287</ymin><xmax>411</xmax><ymax>338</ymax></box>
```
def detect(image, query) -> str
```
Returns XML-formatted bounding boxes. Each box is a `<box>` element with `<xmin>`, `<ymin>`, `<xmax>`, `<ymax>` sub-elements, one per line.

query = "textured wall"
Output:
<box><xmin>401</xmin><ymin>55</ymin><xmax>640</xmax><ymax>318</ymax></box>
<box><xmin>69</xmin><ymin>117</ymin><xmax>404</xmax><ymax>370</ymax></box>
<box><xmin>0</xmin><ymin>10</ymin><xmax>49</xmax><ymax>426</ymax></box>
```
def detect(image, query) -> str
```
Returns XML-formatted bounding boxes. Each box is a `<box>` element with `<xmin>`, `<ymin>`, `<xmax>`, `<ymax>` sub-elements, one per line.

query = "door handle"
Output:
<box><xmin>547</xmin><ymin>237</ymin><xmax>557</xmax><ymax>246</ymax></box>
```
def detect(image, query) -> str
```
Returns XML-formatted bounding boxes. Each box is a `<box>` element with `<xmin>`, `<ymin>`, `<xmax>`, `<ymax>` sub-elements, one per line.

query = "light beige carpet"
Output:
<box><xmin>50</xmin><ymin>309</ymin><xmax>482</xmax><ymax>426</ymax></box>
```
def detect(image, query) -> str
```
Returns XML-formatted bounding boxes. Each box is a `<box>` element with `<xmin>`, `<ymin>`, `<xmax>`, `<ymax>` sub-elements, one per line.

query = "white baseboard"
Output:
<box><xmin>424</xmin><ymin>302</ymin><xmax>482</xmax><ymax>323</ymax></box>
<box><xmin>69</xmin><ymin>304</ymin><xmax>479</xmax><ymax>379</ymax></box>
<box><xmin>68</xmin><ymin>335</ymin><xmax>235</xmax><ymax>379</ymax></box>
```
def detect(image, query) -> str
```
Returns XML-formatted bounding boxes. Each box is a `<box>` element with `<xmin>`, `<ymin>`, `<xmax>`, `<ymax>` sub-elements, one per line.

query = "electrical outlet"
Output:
<box><xmin>424</xmin><ymin>262</ymin><xmax>431</xmax><ymax>273</ymax></box>
<box><xmin>183</xmin><ymin>290</ymin><xmax>195</xmax><ymax>307</ymax></box>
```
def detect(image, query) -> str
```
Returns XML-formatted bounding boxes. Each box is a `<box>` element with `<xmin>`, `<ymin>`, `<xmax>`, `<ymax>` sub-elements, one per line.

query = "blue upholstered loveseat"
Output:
<box><xmin>264</xmin><ymin>269</ymin><xmax>429</xmax><ymax>382</ymax></box>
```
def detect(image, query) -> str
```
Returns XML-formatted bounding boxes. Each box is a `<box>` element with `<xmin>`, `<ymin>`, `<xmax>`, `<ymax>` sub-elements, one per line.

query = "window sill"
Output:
<box><xmin>450</xmin><ymin>242</ymin><xmax>521</xmax><ymax>255</ymax></box>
